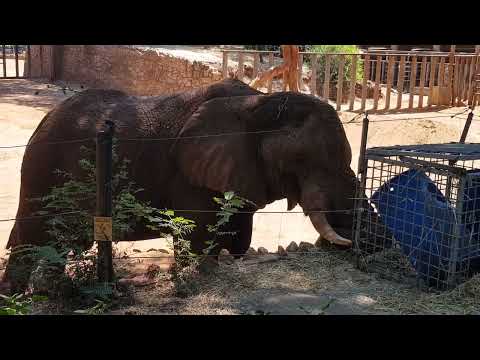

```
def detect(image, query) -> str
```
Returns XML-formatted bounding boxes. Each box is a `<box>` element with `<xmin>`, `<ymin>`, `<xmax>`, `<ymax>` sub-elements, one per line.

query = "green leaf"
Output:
<box><xmin>0</xmin><ymin>308</ymin><xmax>18</xmax><ymax>315</ymax></box>
<box><xmin>224</xmin><ymin>191</ymin><xmax>234</xmax><ymax>200</ymax></box>
<box><xmin>32</xmin><ymin>295</ymin><xmax>48</xmax><ymax>302</ymax></box>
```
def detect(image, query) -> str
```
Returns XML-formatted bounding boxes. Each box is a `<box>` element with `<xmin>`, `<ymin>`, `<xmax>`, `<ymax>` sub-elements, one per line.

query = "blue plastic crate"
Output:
<box><xmin>370</xmin><ymin>169</ymin><xmax>480</xmax><ymax>285</ymax></box>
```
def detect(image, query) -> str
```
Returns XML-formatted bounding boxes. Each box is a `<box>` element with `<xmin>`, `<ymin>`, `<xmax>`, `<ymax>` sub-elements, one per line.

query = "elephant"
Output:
<box><xmin>2</xmin><ymin>78</ymin><xmax>386</xmax><ymax>292</ymax></box>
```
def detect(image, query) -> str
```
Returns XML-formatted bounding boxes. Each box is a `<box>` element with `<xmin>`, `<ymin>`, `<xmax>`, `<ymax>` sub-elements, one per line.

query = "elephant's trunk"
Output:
<box><xmin>309</xmin><ymin>212</ymin><xmax>352</xmax><ymax>247</ymax></box>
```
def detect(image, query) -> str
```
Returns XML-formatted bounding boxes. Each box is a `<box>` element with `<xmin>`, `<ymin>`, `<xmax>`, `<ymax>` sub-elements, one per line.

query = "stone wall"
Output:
<box><xmin>25</xmin><ymin>45</ymin><xmax>223</xmax><ymax>95</ymax></box>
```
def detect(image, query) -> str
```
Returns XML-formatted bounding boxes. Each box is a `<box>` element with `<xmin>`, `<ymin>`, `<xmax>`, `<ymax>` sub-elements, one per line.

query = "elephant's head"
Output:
<box><xmin>173</xmin><ymin>91</ymin><xmax>379</xmax><ymax>248</ymax></box>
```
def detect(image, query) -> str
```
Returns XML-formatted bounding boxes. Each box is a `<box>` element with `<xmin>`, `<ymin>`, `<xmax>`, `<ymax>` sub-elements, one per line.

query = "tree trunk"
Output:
<box><xmin>250</xmin><ymin>45</ymin><xmax>300</xmax><ymax>92</ymax></box>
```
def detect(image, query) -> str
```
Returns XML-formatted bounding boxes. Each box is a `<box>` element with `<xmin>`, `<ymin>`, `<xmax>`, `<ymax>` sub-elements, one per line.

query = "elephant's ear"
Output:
<box><xmin>173</xmin><ymin>98</ymin><xmax>268</xmax><ymax>209</ymax></box>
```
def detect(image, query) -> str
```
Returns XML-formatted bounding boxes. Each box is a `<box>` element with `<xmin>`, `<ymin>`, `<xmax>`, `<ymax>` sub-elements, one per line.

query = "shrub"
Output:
<box><xmin>309</xmin><ymin>45</ymin><xmax>364</xmax><ymax>84</ymax></box>
<box><xmin>14</xmin><ymin>139</ymin><xmax>252</xmax><ymax>306</ymax></box>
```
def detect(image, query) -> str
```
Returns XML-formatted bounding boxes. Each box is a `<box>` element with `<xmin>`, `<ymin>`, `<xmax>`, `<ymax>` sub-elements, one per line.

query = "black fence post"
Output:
<box><xmin>95</xmin><ymin>120</ymin><xmax>114</xmax><ymax>283</ymax></box>
<box><xmin>459</xmin><ymin>109</ymin><xmax>474</xmax><ymax>144</ymax></box>
<box><xmin>353</xmin><ymin>112</ymin><xmax>370</xmax><ymax>267</ymax></box>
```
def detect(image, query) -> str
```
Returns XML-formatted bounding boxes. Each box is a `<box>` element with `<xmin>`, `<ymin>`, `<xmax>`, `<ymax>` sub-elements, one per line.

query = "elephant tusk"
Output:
<box><xmin>309</xmin><ymin>212</ymin><xmax>352</xmax><ymax>247</ymax></box>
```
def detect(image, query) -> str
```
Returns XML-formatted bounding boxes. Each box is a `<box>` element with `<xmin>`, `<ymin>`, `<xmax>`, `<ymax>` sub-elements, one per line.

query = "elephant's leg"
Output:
<box><xmin>3</xmin><ymin>246</ymin><xmax>37</xmax><ymax>294</ymax></box>
<box><xmin>223</xmin><ymin>212</ymin><xmax>254</xmax><ymax>259</ymax></box>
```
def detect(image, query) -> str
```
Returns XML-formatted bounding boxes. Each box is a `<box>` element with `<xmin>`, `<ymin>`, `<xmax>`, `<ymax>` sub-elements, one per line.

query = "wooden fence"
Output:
<box><xmin>222</xmin><ymin>48</ymin><xmax>480</xmax><ymax>113</ymax></box>
<box><xmin>0</xmin><ymin>45</ymin><xmax>31</xmax><ymax>79</ymax></box>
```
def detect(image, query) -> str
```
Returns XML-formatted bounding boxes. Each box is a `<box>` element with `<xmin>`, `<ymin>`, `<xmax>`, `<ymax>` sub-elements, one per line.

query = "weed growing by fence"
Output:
<box><xmin>0</xmin><ymin>293</ymin><xmax>48</xmax><ymax>315</ymax></box>
<box><xmin>166</xmin><ymin>191</ymin><xmax>253</xmax><ymax>297</ymax></box>
<box><xmin>12</xmin><ymin>141</ymin><xmax>176</xmax><ymax>306</ymax></box>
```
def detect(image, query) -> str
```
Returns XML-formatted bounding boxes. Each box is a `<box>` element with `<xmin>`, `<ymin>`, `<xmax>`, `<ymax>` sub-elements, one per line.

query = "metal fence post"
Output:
<box><xmin>353</xmin><ymin>112</ymin><xmax>370</xmax><ymax>267</ymax></box>
<box><xmin>95</xmin><ymin>120</ymin><xmax>114</xmax><ymax>283</ymax></box>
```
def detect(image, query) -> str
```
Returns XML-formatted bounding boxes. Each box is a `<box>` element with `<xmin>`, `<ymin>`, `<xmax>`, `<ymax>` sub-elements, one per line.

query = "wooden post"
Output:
<box><xmin>361</xmin><ymin>54</ymin><xmax>371</xmax><ymax>111</ymax></box>
<box><xmin>475</xmin><ymin>46</ymin><xmax>480</xmax><ymax>108</ymax></box>
<box><xmin>324</xmin><ymin>55</ymin><xmax>331</xmax><ymax>101</ymax></box>
<box><xmin>373</xmin><ymin>55</ymin><xmax>382</xmax><ymax>110</ymax></box>
<box><xmin>96</xmin><ymin>121</ymin><xmax>114</xmax><ymax>283</ymax></box>
<box><xmin>336</xmin><ymin>55</ymin><xmax>345</xmax><ymax>111</ymax></box>
<box><xmin>268</xmin><ymin>52</ymin><xmax>274</xmax><ymax>94</ymax></box>
<box><xmin>222</xmin><ymin>51</ymin><xmax>228</xmax><ymax>79</ymax></box>
<box><xmin>428</xmin><ymin>56</ymin><xmax>437</xmax><ymax>107</ymax></box>
<box><xmin>458</xmin><ymin>57</ymin><xmax>465</xmax><ymax>101</ymax></box>
<box><xmin>384</xmin><ymin>55</ymin><xmax>395</xmax><ymax>111</ymax></box>
<box><xmin>453</xmin><ymin>56</ymin><xmax>460</xmax><ymax>106</ymax></box>
<box><xmin>461</xmin><ymin>57</ymin><xmax>470</xmax><ymax>101</ymax></box>
<box><xmin>418</xmin><ymin>56</ymin><xmax>427</xmax><ymax>108</ymax></box>
<box><xmin>438</xmin><ymin>56</ymin><xmax>446</xmax><ymax>87</ymax></box>
<box><xmin>39</xmin><ymin>45</ymin><xmax>44</xmax><ymax>78</ymax></box>
<box><xmin>310</xmin><ymin>54</ymin><xmax>317</xmax><ymax>96</ymax></box>
<box><xmin>396</xmin><ymin>55</ymin><xmax>406</xmax><ymax>110</ymax></box>
<box><xmin>467</xmin><ymin>56</ymin><xmax>476</xmax><ymax>105</ymax></box>
<box><xmin>409</xmin><ymin>56</ymin><xmax>418</xmax><ymax>110</ymax></box>
<box><xmin>448</xmin><ymin>45</ymin><xmax>456</xmax><ymax>106</ymax></box>
<box><xmin>468</xmin><ymin>48</ymin><xmax>480</xmax><ymax>105</ymax></box>
<box><xmin>238</xmin><ymin>52</ymin><xmax>244</xmax><ymax>82</ymax></box>
<box><xmin>14</xmin><ymin>45</ymin><xmax>19</xmax><ymax>78</ymax></box>
<box><xmin>27</xmin><ymin>45</ymin><xmax>31</xmax><ymax>78</ymax></box>
<box><xmin>349</xmin><ymin>54</ymin><xmax>357</xmax><ymax>111</ymax></box>
<box><xmin>298</xmin><ymin>53</ymin><xmax>303</xmax><ymax>90</ymax></box>
<box><xmin>253</xmin><ymin>53</ymin><xmax>260</xmax><ymax>79</ymax></box>
<box><xmin>2</xmin><ymin>45</ymin><xmax>6</xmax><ymax>77</ymax></box>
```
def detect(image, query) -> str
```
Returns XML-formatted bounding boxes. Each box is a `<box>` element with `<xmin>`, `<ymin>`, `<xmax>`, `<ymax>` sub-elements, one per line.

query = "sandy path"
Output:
<box><xmin>0</xmin><ymin>78</ymin><xmax>477</xmax><ymax>261</ymax></box>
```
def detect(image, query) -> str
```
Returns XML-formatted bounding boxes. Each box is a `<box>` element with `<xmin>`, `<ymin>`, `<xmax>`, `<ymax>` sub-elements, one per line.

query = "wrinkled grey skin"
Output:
<box><xmin>3</xmin><ymin>79</ymin><xmax>383</xmax><ymax>292</ymax></box>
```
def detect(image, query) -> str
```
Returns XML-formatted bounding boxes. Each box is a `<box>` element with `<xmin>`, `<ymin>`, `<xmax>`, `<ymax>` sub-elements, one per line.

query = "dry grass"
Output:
<box><xmin>112</xmin><ymin>247</ymin><xmax>480</xmax><ymax>315</ymax></box>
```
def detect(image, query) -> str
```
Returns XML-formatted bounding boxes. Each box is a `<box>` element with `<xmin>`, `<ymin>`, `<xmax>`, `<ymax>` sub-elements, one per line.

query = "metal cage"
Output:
<box><xmin>353</xmin><ymin>143</ymin><xmax>480</xmax><ymax>290</ymax></box>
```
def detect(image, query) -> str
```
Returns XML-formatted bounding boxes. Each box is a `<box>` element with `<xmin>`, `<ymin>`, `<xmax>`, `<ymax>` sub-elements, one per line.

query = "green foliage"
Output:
<box><xmin>167</xmin><ymin>191</ymin><xmax>252</xmax><ymax>297</ymax></box>
<box><xmin>73</xmin><ymin>299</ymin><xmax>109</xmax><ymax>315</ymax></box>
<box><xmin>309</xmin><ymin>45</ymin><xmax>364</xmax><ymax>84</ymax></box>
<box><xmin>15</xmin><ymin>140</ymin><xmax>176</xmax><ymax>304</ymax></box>
<box><xmin>0</xmin><ymin>293</ymin><xmax>48</xmax><ymax>315</ymax></box>
<box><xmin>207</xmin><ymin>191</ymin><xmax>254</xmax><ymax>238</ymax></box>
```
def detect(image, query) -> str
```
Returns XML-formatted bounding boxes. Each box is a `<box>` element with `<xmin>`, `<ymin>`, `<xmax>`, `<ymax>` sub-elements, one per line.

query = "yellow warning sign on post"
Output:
<box><xmin>94</xmin><ymin>216</ymin><xmax>113</xmax><ymax>241</ymax></box>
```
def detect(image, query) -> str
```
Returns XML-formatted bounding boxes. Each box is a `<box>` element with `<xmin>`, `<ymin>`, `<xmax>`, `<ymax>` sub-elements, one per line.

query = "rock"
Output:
<box><xmin>299</xmin><ymin>242</ymin><xmax>315</xmax><ymax>252</ymax></box>
<box><xmin>147</xmin><ymin>248</ymin><xmax>157</xmax><ymax>252</ymax></box>
<box><xmin>257</xmin><ymin>247</ymin><xmax>269</xmax><ymax>255</ymax></box>
<box><xmin>243</xmin><ymin>247</ymin><xmax>258</xmax><ymax>260</ymax></box>
<box><xmin>118</xmin><ymin>275</ymin><xmax>155</xmax><ymax>287</ymax></box>
<box><xmin>286</xmin><ymin>241</ymin><xmax>299</xmax><ymax>252</ymax></box>
<box><xmin>219</xmin><ymin>249</ymin><xmax>230</xmax><ymax>256</ymax></box>
<box><xmin>277</xmin><ymin>245</ymin><xmax>288</xmax><ymax>257</ymax></box>
<box><xmin>132</xmin><ymin>249</ymin><xmax>142</xmax><ymax>253</ymax></box>
<box><xmin>315</xmin><ymin>236</ymin><xmax>333</xmax><ymax>249</ymax></box>
<box><xmin>219</xmin><ymin>249</ymin><xmax>234</xmax><ymax>264</ymax></box>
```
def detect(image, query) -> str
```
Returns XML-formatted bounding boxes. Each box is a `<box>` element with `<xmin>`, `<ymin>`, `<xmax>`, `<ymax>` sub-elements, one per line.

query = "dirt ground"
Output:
<box><xmin>1</xmin><ymin>61</ymin><xmax>480</xmax><ymax>314</ymax></box>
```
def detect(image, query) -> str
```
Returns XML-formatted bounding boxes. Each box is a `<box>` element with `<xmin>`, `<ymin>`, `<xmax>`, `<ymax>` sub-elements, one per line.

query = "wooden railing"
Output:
<box><xmin>222</xmin><ymin>48</ymin><xmax>480</xmax><ymax>113</ymax></box>
<box><xmin>1</xmin><ymin>45</ymin><xmax>30</xmax><ymax>79</ymax></box>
